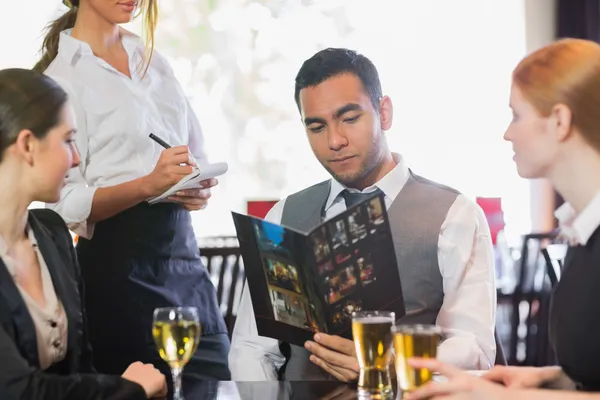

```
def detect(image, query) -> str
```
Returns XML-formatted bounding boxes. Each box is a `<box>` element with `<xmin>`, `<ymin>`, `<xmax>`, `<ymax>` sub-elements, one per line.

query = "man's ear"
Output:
<box><xmin>550</xmin><ymin>103</ymin><xmax>573</xmax><ymax>142</ymax></box>
<box><xmin>379</xmin><ymin>96</ymin><xmax>393</xmax><ymax>131</ymax></box>
<box><xmin>12</xmin><ymin>129</ymin><xmax>38</xmax><ymax>165</ymax></box>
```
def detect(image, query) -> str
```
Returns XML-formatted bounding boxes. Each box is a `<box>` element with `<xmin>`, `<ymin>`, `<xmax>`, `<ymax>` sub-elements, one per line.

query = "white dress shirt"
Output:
<box><xmin>43</xmin><ymin>29</ymin><xmax>207</xmax><ymax>239</ymax></box>
<box><xmin>555</xmin><ymin>190</ymin><xmax>600</xmax><ymax>246</ymax></box>
<box><xmin>229</xmin><ymin>154</ymin><xmax>497</xmax><ymax>380</ymax></box>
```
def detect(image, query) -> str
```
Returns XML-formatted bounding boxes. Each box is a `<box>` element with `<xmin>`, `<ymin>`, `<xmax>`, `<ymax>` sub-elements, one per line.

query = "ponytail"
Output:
<box><xmin>33</xmin><ymin>8</ymin><xmax>78</xmax><ymax>73</ymax></box>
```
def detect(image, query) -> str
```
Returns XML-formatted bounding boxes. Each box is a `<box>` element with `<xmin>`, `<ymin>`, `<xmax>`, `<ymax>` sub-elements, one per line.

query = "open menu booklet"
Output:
<box><xmin>231</xmin><ymin>191</ymin><xmax>406</xmax><ymax>347</ymax></box>
<box><xmin>148</xmin><ymin>162</ymin><xmax>229</xmax><ymax>205</ymax></box>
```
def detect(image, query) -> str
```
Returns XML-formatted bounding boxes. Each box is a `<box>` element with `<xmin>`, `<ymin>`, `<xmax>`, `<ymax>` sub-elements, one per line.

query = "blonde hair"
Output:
<box><xmin>513</xmin><ymin>38</ymin><xmax>600</xmax><ymax>151</ymax></box>
<box><xmin>33</xmin><ymin>0</ymin><xmax>159</xmax><ymax>78</ymax></box>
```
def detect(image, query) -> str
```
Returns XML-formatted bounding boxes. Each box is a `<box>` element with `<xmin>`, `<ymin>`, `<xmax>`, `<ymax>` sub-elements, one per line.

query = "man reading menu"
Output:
<box><xmin>229</xmin><ymin>48</ymin><xmax>497</xmax><ymax>381</ymax></box>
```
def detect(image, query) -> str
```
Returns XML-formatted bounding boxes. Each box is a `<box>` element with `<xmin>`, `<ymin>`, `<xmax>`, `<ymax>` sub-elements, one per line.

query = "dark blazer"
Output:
<box><xmin>0</xmin><ymin>209</ymin><xmax>146</xmax><ymax>400</ymax></box>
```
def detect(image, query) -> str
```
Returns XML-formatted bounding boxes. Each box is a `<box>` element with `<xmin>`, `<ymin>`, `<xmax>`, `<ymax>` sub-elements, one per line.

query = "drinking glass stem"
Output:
<box><xmin>172</xmin><ymin>367</ymin><xmax>183</xmax><ymax>400</ymax></box>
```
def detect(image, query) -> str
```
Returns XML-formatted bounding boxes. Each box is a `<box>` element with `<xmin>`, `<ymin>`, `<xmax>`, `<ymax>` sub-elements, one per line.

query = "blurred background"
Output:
<box><xmin>5</xmin><ymin>0</ymin><xmax>595</xmax><ymax>367</ymax></box>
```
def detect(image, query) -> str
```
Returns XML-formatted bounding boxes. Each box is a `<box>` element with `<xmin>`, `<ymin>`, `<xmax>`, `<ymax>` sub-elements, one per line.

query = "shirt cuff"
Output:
<box><xmin>49</xmin><ymin>186</ymin><xmax>97</xmax><ymax>240</ymax></box>
<box><xmin>436</xmin><ymin>335</ymin><xmax>492</xmax><ymax>370</ymax></box>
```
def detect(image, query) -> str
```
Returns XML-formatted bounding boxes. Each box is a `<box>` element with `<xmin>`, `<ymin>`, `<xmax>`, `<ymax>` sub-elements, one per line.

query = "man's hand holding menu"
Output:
<box><xmin>304</xmin><ymin>333</ymin><xmax>360</xmax><ymax>382</ymax></box>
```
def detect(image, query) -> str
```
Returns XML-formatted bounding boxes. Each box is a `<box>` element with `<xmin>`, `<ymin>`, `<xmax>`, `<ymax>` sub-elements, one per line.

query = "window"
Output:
<box><xmin>143</xmin><ymin>0</ymin><xmax>529</xmax><ymax>239</ymax></box>
<box><xmin>13</xmin><ymin>1</ymin><xmax>530</xmax><ymax>241</ymax></box>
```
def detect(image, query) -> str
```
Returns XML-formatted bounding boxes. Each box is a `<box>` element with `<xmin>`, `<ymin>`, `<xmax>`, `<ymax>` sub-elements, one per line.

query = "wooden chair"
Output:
<box><xmin>199</xmin><ymin>237</ymin><xmax>246</xmax><ymax>337</ymax></box>
<box><xmin>507</xmin><ymin>231</ymin><xmax>560</xmax><ymax>366</ymax></box>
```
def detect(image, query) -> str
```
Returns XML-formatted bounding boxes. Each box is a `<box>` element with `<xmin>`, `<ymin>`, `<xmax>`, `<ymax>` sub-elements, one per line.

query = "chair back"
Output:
<box><xmin>200</xmin><ymin>237</ymin><xmax>245</xmax><ymax>336</ymax></box>
<box><xmin>506</xmin><ymin>231</ymin><xmax>561</xmax><ymax>366</ymax></box>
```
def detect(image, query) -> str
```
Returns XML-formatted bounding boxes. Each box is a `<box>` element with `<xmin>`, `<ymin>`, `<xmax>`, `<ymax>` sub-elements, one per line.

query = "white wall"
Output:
<box><xmin>524</xmin><ymin>0</ymin><xmax>558</xmax><ymax>232</ymax></box>
<box><xmin>1</xmin><ymin>1</ymin><xmax>67</xmax><ymax>210</ymax></box>
<box><xmin>0</xmin><ymin>1</ymin><xmax>65</xmax><ymax>70</ymax></box>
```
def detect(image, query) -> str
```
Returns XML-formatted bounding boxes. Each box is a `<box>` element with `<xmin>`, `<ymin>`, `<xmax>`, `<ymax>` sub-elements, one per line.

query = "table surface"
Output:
<box><xmin>174</xmin><ymin>371</ymin><xmax>488</xmax><ymax>399</ymax></box>
<box><xmin>177</xmin><ymin>380</ymin><xmax>391</xmax><ymax>400</ymax></box>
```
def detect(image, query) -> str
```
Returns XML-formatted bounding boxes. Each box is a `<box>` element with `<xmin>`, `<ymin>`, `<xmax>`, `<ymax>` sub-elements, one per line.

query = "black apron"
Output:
<box><xmin>76</xmin><ymin>202</ymin><xmax>231</xmax><ymax>383</ymax></box>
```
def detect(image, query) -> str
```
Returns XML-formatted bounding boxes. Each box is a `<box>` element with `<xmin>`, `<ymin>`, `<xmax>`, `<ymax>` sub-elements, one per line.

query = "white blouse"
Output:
<box><xmin>0</xmin><ymin>228</ymin><xmax>68</xmax><ymax>370</ymax></box>
<box><xmin>44</xmin><ymin>29</ymin><xmax>207</xmax><ymax>239</ymax></box>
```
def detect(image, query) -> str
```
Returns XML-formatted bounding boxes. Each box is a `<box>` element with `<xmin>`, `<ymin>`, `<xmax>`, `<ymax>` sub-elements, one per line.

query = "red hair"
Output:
<box><xmin>513</xmin><ymin>38</ymin><xmax>600</xmax><ymax>151</ymax></box>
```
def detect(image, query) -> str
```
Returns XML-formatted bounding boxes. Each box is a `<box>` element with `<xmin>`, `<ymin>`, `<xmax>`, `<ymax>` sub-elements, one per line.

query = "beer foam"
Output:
<box><xmin>353</xmin><ymin>316</ymin><xmax>394</xmax><ymax>324</ymax></box>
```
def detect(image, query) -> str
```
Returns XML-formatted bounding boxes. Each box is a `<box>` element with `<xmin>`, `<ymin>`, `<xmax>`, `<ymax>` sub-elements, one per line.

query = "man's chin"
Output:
<box><xmin>330</xmin><ymin>171</ymin><xmax>364</xmax><ymax>187</ymax></box>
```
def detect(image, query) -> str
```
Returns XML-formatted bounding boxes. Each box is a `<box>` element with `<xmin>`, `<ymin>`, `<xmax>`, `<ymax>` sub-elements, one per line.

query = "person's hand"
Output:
<box><xmin>167</xmin><ymin>178</ymin><xmax>218</xmax><ymax>211</ymax></box>
<box><xmin>404</xmin><ymin>358</ymin><xmax>509</xmax><ymax>400</ymax></box>
<box><xmin>483</xmin><ymin>365</ymin><xmax>568</xmax><ymax>389</ymax></box>
<box><xmin>143</xmin><ymin>146</ymin><xmax>196</xmax><ymax>198</ymax></box>
<box><xmin>121</xmin><ymin>361</ymin><xmax>167</xmax><ymax>399</ymax></box>
<box><xmin>304</xmin><ymin>333</ymin><xmax>359</xmax><ymax>382</ymax></box>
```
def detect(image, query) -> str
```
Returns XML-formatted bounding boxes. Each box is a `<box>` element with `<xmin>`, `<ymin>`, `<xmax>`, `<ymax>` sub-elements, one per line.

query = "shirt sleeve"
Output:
<box><xmin>228</xmin><ymin>199</ymin><xmax>287</xmax><ymax>381</ymax></box>
<box><xmin>435</xmin><ymin>194</ymin><xmax>497</xmax><ymax>370</ymax></box>
<box><xmin>43</xmin><ymin>75</ymin><xmax>97</xmax><ymax>239</ymax></box>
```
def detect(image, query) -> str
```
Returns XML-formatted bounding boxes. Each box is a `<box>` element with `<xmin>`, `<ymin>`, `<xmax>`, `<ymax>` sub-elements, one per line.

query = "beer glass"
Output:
<box><xmin>153</xmin><ymin>307</ymin><xmax>201</xmax><ymax>400</ymax></box>
<box><xmin>392</xmin><ymin>324</ymin><xmax>442</xmax><ymax>395</ymax></box>
<box><xmin>352</xmin><ymin>311</ymin><xmax>395</xmax><ymax>399</ymax></box>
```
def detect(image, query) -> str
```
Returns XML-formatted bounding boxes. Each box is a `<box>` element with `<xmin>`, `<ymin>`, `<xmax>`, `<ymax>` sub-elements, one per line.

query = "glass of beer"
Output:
<box><xmin>392</xmin><ymin>324</ymin><xmax>442</xmax><ymax>396</ymax></box>
<box><xmin>352</xmin><ymin>310</ymin><xmax>395</xmax><ymax>399</ymax></box>
<box><xmin>152</xmin><ymin>307</ymin><xmax>201</xmax><ymax>400</ymax></box>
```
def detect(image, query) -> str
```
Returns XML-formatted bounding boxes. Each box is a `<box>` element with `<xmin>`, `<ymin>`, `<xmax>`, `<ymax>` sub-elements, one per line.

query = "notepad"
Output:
<box><xmin>147</xmin><ymin>162</ymin><xmax>229</xmax><ymax>205</ymax></box>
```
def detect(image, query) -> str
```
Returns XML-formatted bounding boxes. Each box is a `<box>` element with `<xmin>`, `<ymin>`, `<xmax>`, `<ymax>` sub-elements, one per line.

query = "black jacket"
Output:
<box><xmin>0</xmin><ymin>209</ymin><xmax>146</xmax><ymax>400</ymax></box>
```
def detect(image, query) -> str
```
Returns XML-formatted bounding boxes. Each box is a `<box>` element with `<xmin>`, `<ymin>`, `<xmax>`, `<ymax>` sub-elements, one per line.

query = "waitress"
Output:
<box><xmin>34</xmin><ymin>0</ymin><xmax>230</xmax><ymax>383</ymax></box>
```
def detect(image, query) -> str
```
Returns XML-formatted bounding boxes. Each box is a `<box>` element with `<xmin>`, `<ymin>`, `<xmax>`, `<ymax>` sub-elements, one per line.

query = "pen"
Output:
<box><xmin>149</xmin><ymin>133</ymin><xmax>199</xmax><ymax>167</ymax></box>
<box><xmin>149</xmin><ymin>133</ymin><xmax>171</xmax><ymax>149</ymax></box>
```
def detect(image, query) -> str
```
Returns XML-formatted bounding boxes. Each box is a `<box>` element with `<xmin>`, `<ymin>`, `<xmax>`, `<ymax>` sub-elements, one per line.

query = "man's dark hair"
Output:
<box><xmin>294</xmin><ymin>48</ymin><xmax>383</xmax><ymax>112</ymax></box>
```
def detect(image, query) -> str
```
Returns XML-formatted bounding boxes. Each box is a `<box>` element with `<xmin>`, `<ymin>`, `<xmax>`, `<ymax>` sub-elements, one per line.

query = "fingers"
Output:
<box><xmin>408</xmin><ymin>358</ymin><xmax>462</xmax><ymax>380</ymax></box>
<box><xmin>404</xmin><ymin>380</ymin><xmax>469</xmax><ymax>400</ymax></box>
<box><xmin>167</xmin><ymin>195</ymin><xmax>208</xmax><ymax>210</ymax></box>
<box><xmin>309</xmin><ymin>355</ymin><xmax>357</xmax><ymax>382</ymax></box>
<box><xmin>481</xmin><ymin>366</ymin><xmax>509</xmax><ymax>384</ymax></box>
<box><xmin>305</xmin><ymin>340</ymin><xmax>359</xmax><ymax>372</ymax></box>
<box><xmin>199</xmin><ymin>178</ymin><xmax>218</xmax><ymax>188</ymax></box>
<box><xmin>162</xmin><ymin>146</ymin><xmax>196</xmax><ymax>166</ymax></box>
<box><xmin>167</xmin><ymin>145</ymin><xmax>191</xmax><ymax>155</ymax></box>
<box><xmin>313</xmin><ymin>333</ymin><xmax>356</xmax><ymax>356</ymax></box>
<box><xmin>158</xmin><ymin>379</ymin><xmax>168</xmax><ymax>397</ymax></box>
<box><xmin>168</xmin><ymin>165</ymin><xmax>195</xmax><ymax>177</ymax></box>
<box><xmin>174</xmin><ymin>188</ymin><xmax>212</xmax><ymax>199</ymax></box>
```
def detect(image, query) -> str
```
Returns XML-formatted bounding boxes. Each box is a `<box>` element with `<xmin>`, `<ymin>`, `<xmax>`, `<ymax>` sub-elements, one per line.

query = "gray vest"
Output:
<box><xmin>279</xmin><ymin>171</ymin><xmax>460</xmax><ymax>381</ymax></box>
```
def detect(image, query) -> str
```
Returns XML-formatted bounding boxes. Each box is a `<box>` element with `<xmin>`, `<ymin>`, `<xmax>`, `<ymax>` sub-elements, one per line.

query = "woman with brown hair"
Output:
<box><xmin>405</xmin><ymin>38</ymin><xmax>600</xmax><ymax>399</ymax></box>
<box><xmin>33</xmin><ymin>0</ymin><xmax>231</xmax><ymax>387</ymax></box>
<box><xmin>0</xmin><ymin>67</ymin><xmax>166</xmax><ymax>399</ymax></box>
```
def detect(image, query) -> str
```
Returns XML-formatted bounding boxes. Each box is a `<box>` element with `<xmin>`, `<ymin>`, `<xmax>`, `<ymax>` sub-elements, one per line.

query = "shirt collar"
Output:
<box><xmin>58</xmin><ymin>28</ymin><xmax>143</xmax><ymax>66</ymax></box>
<box><xmin>58</xmin><ymin>29</ymin><xmax>93</xmax><ymax>64</ymax></box>
<box><xmin>325</xmin><ymin>152</ymin><xmax>410</xmax><ymax>212</ymax></box>
<box><xmin>554</xmin><ymin>190</ymin><xmax>600</xmax><ymax>246</ymax></box>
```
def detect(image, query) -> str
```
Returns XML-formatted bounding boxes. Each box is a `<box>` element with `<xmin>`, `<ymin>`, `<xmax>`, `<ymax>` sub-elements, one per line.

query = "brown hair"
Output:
<box><xmin>513</xmin><ymin>38</ymin><xmax>600</xmax><ymax>151</ymax></box>
<box><xmin>0</xmin><ymin>69</ymin><xmax>68</xmax><ymax>161</ymax></box>
<box><xmin>33</xmin><ymin>0</ymin><xmax>159</xmax><ymax>77</ymax></box>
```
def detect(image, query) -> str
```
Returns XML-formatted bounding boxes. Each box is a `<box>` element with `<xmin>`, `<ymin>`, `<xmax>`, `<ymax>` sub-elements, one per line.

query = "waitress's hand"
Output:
<box><xmin>121</xmin><ymin>361</ymin><xmax>168</xmax><ymax>398</ymax></box>
<box><xmin>168</xmin><ymin>178</ymin><xmax>218</xmax><ymax>211</ymax></box>
<box><xmin>144</xmin><ymin>146</ymin><xmax>196</xmax><ymax>197</ymax></box>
